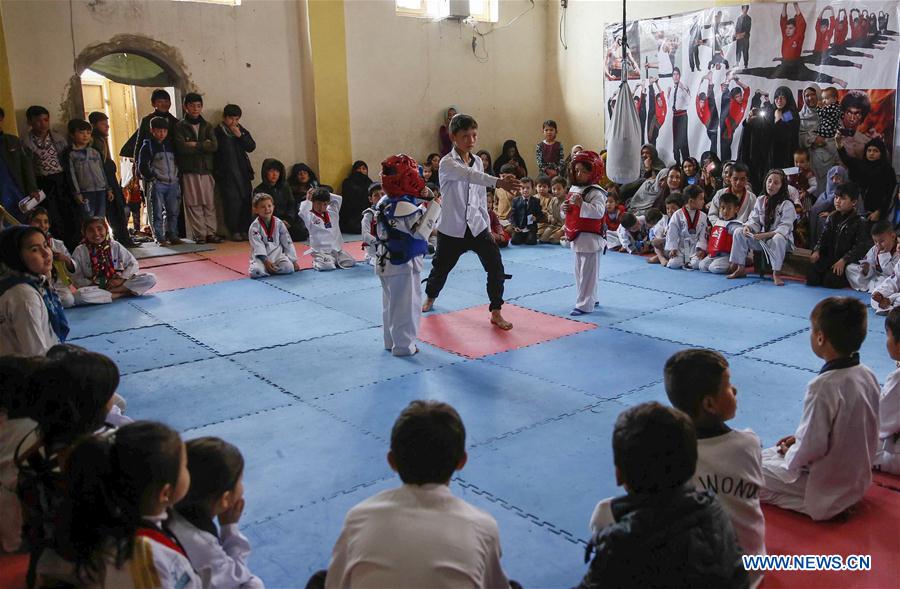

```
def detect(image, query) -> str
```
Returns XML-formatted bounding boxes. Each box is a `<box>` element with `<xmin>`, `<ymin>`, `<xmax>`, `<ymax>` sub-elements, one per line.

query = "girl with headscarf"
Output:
<box><xmin>340</xmin><ymin>160</ymin><xmax>373</xmax><ymax>233</ymax></box>
<box><xmin>838</xmin><ymin>137</ymin><xmax>898</xmax><ymax>223</ymax></box>
<box><xmin>493</xmin><ymin>140</ymin><xmax>528</xmax><ymax>178</ymax></box>
<box><xmin>809</xmin><ymin>165</ymin><xmax>848</xmax><ymax>244</ymax></box>
<box><xmin>438</xmin><ymin>106</ymin><xmax>457</xmax><ymax>157</ymax></box>
<box><xmin>771</xmin><ymin>86</ymin><xmax>801</xmax><ymax>169</ymax></box>
<box><xmin>0</xmin><ymin>225</ymin><xmax>68</xmax><ymax>356</ymax></box>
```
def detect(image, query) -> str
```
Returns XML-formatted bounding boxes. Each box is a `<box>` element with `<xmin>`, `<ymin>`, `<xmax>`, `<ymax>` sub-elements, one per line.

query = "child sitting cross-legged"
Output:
<box><xmin>664</xmin><ymin>185</ymin><xmax>708</xmax><ymax>270</ymax></box>
<box><xmin>320</xmin><ymin>401</ymin><xmax>514</xmax><ymax>589</ymax></box>
<box><xmin>700</xmin><ymin>192</ymin><xmax>742</xmax><ymax>274</ymax></box>
<box><xmin>760</xmin><ymin>297</ymin><xmax>880</xmax><ymax>520</ymax></box>
<box><xmin>542</xmin><ymin>176</ymin><xmax>568</xmax><ymax>245</ymax></box>
<box><xmin>170</xmin><ymin>437</ymin><xmax>264</xmax><ymax>589</ymax></box>
<box><xmin>875</xmin><ymin>307</ymin><xmax>900</xmax><ymax>475</ymax></box>
<box><xmin>580</xmin><ymin>402</ymin><xmax>747</xmax><ymax>589</ymax></box>
<box><xmin>616</xmin><ymin>211</ymin><xmax>654</xmax><ymax>255</ymax></box>
<box><xmin>248</xmin><ymin>193</ymin><xmax>301</xmax><ymax>279</ymax></box>
<box><xmin>807</xmin><ymin>182</ymin><xmax>871</xmax><ymax>289</ymax></box>
<box><xmin>846</xmin><ymin>219</ymin><xmax>899</xmax><ymax>294</ymax></box>
<box><xmin>665</xmin><ymin>349</ymin><xmax>766</xmax><ymax>587</ymax></box>
<box><xmin>648</xmin><ymin>195</ymin><xmax>681</xmax><ymax>265</ymax></box>
<box><xmin>298</xmin><ymin>187</ymin><xmax>355</xmax><ymax>271</ymax></box>
<box><xmin>71</xmin><ymin>217</ymin><xmax>156</xmax><ymax>304</ymax></box>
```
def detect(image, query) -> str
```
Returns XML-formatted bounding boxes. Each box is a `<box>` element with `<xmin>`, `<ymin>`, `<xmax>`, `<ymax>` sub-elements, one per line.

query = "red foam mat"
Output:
<box><xmin>139</xmin><ymin>253</ymin><xmax>205</xmax><ymax>269</ymax></box>
<box><xmin>418</xmin><ymin>304</ymin><xmax>595</xmax><ymax>359</ymax></box>
<box><xmin>872</xmin><ymin>470</ymin><xmax>900</xmax><ymax>492</ymax></box>
<box><xmin>148</xmin><ymin>260</ymin><xmax>245</xmax><ymax>293</ymax></box>
<box><xmin>760</xmin><ymin>485</ymin><xmax>900</xmax><ymax>588</ymax></box>
<box><xmin>0</xmin><ymin>552</ymin><xmax>27</xmax><ymax>589</ymax></box>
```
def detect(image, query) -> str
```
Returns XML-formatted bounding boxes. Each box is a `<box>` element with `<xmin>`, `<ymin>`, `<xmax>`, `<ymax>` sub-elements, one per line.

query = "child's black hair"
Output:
<box><xmin>223</xmin><ymin>104</ymin><xmax>242</xmax><ymax>118</ymax></box>
<box><xmin>67</xmin><ymin>119</ymin><xmax>91</xmax><ymax>135</ymax></box>
<box><xmin>719</xmin><ymin>192</ymin><xmax>740</xmax><ymax>208</ymax></box>
<box><xmin>499</xmin><ymin>163</ymin><xmax>518</xmax><ymax>175</ymax></box>
<box><xmin>311</xmin><ymin>187</ymin><xmax>332</xmax><ymax>202</ymax></box>
<box><xmin>81</xmin><ymin>216</ymin><xmax>107</xmax><ymax>234</ymax></box>
<box><xmin>27</xmin><ymin>344</ymin><xmax>120</xmax><ymax>449</ymax></box>
<box><xmin>665</xmin><ymin>193</ymin><xmax>684</xmax><ymax>207</ymax></box>
<box><xmin>793</xmin><ymin>146</ymin><xmax>810</xmax><ymax>159</ymax></box>
<box><xmin>87</xmin><ymin>111</ymin><xmax>107</xmax><ymax>126</ymax></box>
<box><xmin>664</xmin><ymin>349</ymin><xmax>730</xmax><ymax>419</ymax></box>
<box><xmin>550</xmin><ymin>176</ymin><xmax>568</xmax><ymax>189</ymax></box>
<box><xmin>834</xmin><ymin>182</ymin><xmax>860</xmax><ymax>202</ymax></box>
<box><xmin>645</xmin><ymin>208</ymin><xmax>663</xmax><ymax>225</ymax></box>
<box><xmin>0</xmin><ymin>225</ymin><xmax>46</xmax><ymax>275</ymax></box>
<box><xmin>621</xmin><ymin>212</ymin><xmax>638</xmax><ymax>229</ymax></box>
<box><xmin>57</xmin><ymin>421</ymin><xmax>184</xmax><ymax>583</ymax></box>
<box><xmin>731</xmin><ymin>162</ymin><xmax>750</xmax><ymax>176</ymax></box>
<box><xmin>368</xmin><ymin>182</ymin><xmax>383</xmax><ymax>197</ymax></box>
<box><xmin>26</xmin><ymin>105</ymin><xmax>49</xmax><ymax>121</ymax></box>
<box><xmin>810</xmin><ymin>297</ymin><xmax>867</xmax><ymax>356</ymax></box>
<box><xmin>449</xmin><ymin>114</ymin><xmax>477</xmax><ymax>134</ymax></box>
<box><xmin>150</xmin><ymin>89</ymin><xmax>171</xmax><ymax>103</ymax></box>
<box><xmin>606</xmin><ymin>189</ymin><xmax>621</xmax><ymax>204</ymax></box>
<box><xmin>0</xmin><ymin>355</ymin><xmax>46</xmax><ymax>419</ymax></box>
<box><xmin>542</xmin><ymin>119</ymin><xmax>558</xmax><ymax>130</ymax></box>
<box><xmin>150</xmin><ymin>116</ymin><xmax>169</xmax><ymax>130</ymax></box>
<box><xmin>26</xmin><ymin>206</ymin><xmax>50</xmax><ymax>224</ymax></box>
<box><xmin>612</xmin><ymin>402</ymin><xmax>697</xmax><ymax>494</ymax></box>
<box><xmin>871</xmin><ymin>219</ymin><xmax>894</xmax><ymax>237</ymax></box>
<box><xmin>536</xmin><ymin>174</ymin><xmax>551</xmax><ymax>187</ymax></box>
<box><xmin>683</xmin><ymin>184</ymin><xmax>705</xmax><ymax>202</ymax></box>
<box><xmin>183</xmin><ymin>92</ymin><xmax>203</xmax><ymax>106</ymax></box>
<box><xmin>886</xmin><ymin>307</ymin><xmax>900</xmax><ymax>342</ymax></box>
<box><xmin>178</xmin><ymin>437</ymin><xmax>244</xmax><ymax>513</ymax></box>
<box><xmin>390</xmin><ymin>400</ymin><xmax>465</xmax><ymax>485</ymax></box>
<box><xmin>520</xmin><ymin>176</ymin><xmax>534</xmax><ymax>188</ymax></box>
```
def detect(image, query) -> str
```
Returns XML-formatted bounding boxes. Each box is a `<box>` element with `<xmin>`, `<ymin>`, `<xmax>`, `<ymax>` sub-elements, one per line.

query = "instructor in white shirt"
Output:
<box><xmin>422</xmin><ymin>114</ymin><xmax>521</xmax><ymax>330</ymax></box>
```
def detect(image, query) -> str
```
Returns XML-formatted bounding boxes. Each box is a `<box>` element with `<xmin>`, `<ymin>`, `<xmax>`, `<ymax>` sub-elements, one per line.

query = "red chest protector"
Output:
<box><xmin>603</xmin><ymin>205</ymin><xmax>626</xmax><ymax>232</ymax></box>
<box><xmin>707</xmin><ymin>222</ymin><xmax>734</xmax><ymax>256</ymax></box>
<box><xmin>564</xmin><ymin>187</ymin><xmax>605</xmax><ymax>241</ymax></box>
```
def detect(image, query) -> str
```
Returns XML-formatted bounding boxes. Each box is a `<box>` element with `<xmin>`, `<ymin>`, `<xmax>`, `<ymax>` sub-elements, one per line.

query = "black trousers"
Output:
<box><xmin>37</xmin><ymin>173</ymin><xmax>82</xmax><ymax>251</ymax></box>
<box><xmin>689</xmin><ymin>44</ymin><xmax>701</xmax><ymax>71</ymax></box>
<box><xmin>807</xmin><ymin>256</ymin><xmax>850</xmax><ymax>289</ymax></box>
<box><xmin>219</xmin><ymin>176</ymin><xmax>252</xmax><ymax>234</ymax></box>
<box><xmin>103</xmin><ymin>161</ymin><xmax>131</xmax><ymax>245</ymax></box>
<box><xmin>672</xmin><ymin>113</ymin><xmax>690</xmax><ymax>165</ymax></box>
<box><xmin>736</xmin><ymin>39</ymin><xmax>750</xmax><ymax>68</ymax></box>
<box><xmin>425</xmin><ymin>228</ymin><xmax>506</xmax><ymax>311</ymax></box>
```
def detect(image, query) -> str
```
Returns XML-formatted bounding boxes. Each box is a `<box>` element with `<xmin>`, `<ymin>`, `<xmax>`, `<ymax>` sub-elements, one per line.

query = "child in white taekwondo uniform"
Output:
<box><xmin>846</xmin><ymin>219</ymin><xmax>899</xmax><ymax>293</ymax></box>
<box><xmin>247</xmin><ymin>193</ymin><xmax>300</xmax><ymax>279</ymax></box>
<box><xmin>665</xmin><ymin>185</ymin><xmax>709</xmax><ymax>270</ymax></box>
<box><xmin>360</xmin><ymin>182</ymin><xmax>384</xmax><ymax>267</ymax></box>
<box><xmin>875</xmin><ymin>308</ymin><xmax>900</xmax><ymax>475</ymax></box>
<box><xmin>374</xmin><ymin>155</ymin><xmax>441</xmax><ymax>357</ymax></box>
<box><xmin>298</xmin><ymin>188</ymin><xmax>355</xmax><ymax>271</ymax></box>
<box><xmin>700</xmin><ymin>192</ymin><xmax>742</xmax><ymax>274</ymax></box>
<box><xmin>760</xmin><ymin>297</ymin><xmax>880</xmax><ymax>521</ymax></box>
<box><xmin>71</xmin><ymin>216</ymin><xmax>156</xmax><ymax>304</ymax></box>
<box><xmin>561</xmin><ymin>150</ymin><xmax>606</xmax><ymax>316</ymax></box>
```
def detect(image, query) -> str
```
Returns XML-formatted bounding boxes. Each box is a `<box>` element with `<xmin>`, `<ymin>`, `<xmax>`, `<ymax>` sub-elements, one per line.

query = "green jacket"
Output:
<box><xmin>0</xmin><ymin>132</ymin><xmax>37</xmax><ymax>195</ymax></box>
<box><xmin>174</xmin><ymin>117</ymin><xmax>217</xmax><ymax>175</ymax></box>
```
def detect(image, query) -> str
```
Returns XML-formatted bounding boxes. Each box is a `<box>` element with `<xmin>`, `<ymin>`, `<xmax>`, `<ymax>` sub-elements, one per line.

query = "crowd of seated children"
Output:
<box><xmin>247</xmin><ymin>193</ymin><xmax>301</xmax><ymax>279</ymax></box>
<box><xmin>760</xmin><ymin>297</ymin><xmax>880</xmax><ymax>521</ymax></box>
<box><xmin>664</xmin><ymin>349</ymin><xmax>766</xmax><ymax>588</ymax></box>
<box><xmin>298</xmin><ymin>188</ymin><xmax>355</xmax><ymax>271</ymax></box>
<box><xmin>70</xmin><ymin>217</ymin><xmax>156</xmax><ymax>304</ymax></box>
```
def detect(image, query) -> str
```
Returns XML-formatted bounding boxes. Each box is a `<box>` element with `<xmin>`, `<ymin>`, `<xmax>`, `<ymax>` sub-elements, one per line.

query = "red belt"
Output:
<box><xmin>674</xmin><ymin>110</ymin><xmax>687</xmax><ymax>116</ymax></box>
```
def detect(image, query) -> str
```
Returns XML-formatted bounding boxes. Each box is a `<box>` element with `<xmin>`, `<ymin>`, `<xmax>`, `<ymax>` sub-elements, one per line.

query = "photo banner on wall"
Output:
<box><xmin>603</xmin><ymin>1</ymin><xmax>900</xmax><ymax>183</ymax></box>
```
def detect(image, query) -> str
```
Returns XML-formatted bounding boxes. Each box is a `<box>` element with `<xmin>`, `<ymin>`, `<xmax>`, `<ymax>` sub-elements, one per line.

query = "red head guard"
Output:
<box><xmin>381</xmin><ymin>154</ymin><xmax>425</xmax><ymax>197</ymax></box>
<box><xmin>570</xmin><ymin>150</ymin><xmax>604</xmax><ymax>185</ymax></box>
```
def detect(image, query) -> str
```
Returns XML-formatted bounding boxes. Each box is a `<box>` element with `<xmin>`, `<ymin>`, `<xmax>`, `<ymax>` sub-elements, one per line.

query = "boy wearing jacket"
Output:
<box><xmin>254</xmin><ymin>158</ymin><xmax>308</xmax><ymax>242</ymax></box>
<box><xmin>138</xmin><ymin>117</ymin><xmax>182</xmax><ymax>246</ymax></box>
<box><xmin>174</xmin><ymin>93</ymin><xmax>221</xmax><ymax>244</ymax></box>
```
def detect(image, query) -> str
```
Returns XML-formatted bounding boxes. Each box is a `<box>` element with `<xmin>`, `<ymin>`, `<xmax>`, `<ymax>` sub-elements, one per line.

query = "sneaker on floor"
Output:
<box><xmin>194</xmin><ymin>237</ymin><xmax>206</xmax><ymax>244</ymax></box>
<box><xmin>168</xmin><ymin>236</ymin><xmax>184</xmax><ymax>245</ymax></box>
<box><xmin>570</xmin><ymin>308</ymin><xmax>587</xmax><ymax>316</ymax></box>
<box><xmin>206</xmin><ymin>235</ymin><xmax>224</xmax><ymax>244</ymax></box>
<box><xmin>156</xmin><ymin>239</ymin><xmax>170</xmax><ymax>247</ymax></box>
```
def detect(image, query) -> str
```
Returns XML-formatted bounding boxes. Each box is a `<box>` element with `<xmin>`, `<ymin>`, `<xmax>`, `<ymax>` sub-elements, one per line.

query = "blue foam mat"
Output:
<box><xmin>230</xmin><ymin>328</ymin><xmax>461</xmax><ymax>401</ymax></box>
<box><xmin>313</xmin><ymin>361</ymin><xmax>598</xmax><ymax>446</ymax></box>
<box><xmin>514</xmin><ymin>282</ymin><xmax>691</xmax><ymax>325</ymax></box>
<box><xmin>441</xmin><ymin>262</ymin><xmax>574</xmax><ymax>302</ymax></box>
<box><xmin>118</xmin><ymin>357</ymin><xmax>295</xmax><ymax>431</ymax></box>
<box><xmin>172</xmin><ymin>299</ymin><xmax>373</xmax><ymax>355</ymax></box>
<box><xmin>487</xmin><ymin>328</ymin><xmax>684</xmax><ymax>399</ymax></box>
<box><xmin>614</xmin><ymin>299</ymin><xmax>810</xmax><ymax>354</ymax></box>
<box><xmin>264</xmin><ymin>263</ymin><xmax>378</xmax><ymax>297</ymax></box>
<box><xmin>73</xmin><ymin>324</ymin><xmax>215</xmax><ymax>374</ymax></box>
<box><xmin>463</xmin><ymin>401</ymin><xmax>626</xmax><ymax>540</ymax></box>
<box><xmin>707</xmin><ymin>281</ymin><xmax>870</xmax><ymax>319</ymax></box>
<box><xmin>608</xmin><ymin>265</ymin><xmax>762</xmax><ymax>298</ymax></box>
<box><xmin>130</xmin><ymin>279</ymin><xmax>296</xmax><ymax>322</ymax></box>
<box><xmin>66</xmin><ymin>300</ymin><xmax>160</xmax><ymax>339</ymax></box>
<box><xmin>184</xmin><ymin>403</ymin><xmax>392</xmax><ymax>523</ymax></box>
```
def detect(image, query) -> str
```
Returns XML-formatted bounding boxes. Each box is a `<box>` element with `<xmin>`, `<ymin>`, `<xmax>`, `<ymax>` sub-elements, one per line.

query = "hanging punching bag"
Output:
<box><xmin>606</xmin><ymin>80</ymin><xmax>642</xmax><ymax>184</ymax></box>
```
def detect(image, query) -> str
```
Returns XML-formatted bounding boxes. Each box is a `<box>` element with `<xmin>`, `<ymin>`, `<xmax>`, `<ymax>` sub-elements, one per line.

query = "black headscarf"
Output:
<box><xmin>493</xmin><ymin>140</ymin><xmax>528</xmax><ymax>176</ymax></box>
<box><xmin>288</xmin><ymin>163</ymin><xmax>320</xmax><ymax>196</ymax></box>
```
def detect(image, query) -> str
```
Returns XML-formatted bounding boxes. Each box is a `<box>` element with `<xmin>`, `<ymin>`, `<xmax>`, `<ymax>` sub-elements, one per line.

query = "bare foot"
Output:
<box><xmin>726</xmin><ymin>267</ymin><xmax>747</xmax><ymax>280</ymax></box>
<box><xmin>773</xmin><ymin>271</ymin><xmax>785</xmax><ymax>286</ymax></box>
<box><xmin>490</xmin><ymin>310</ymin><xmax>513</xmax><ymax>330</ymax></box>
<box><xmin>422</xmin><ymin>298</ymin><xmax>435</xmax><ymax>312</ymax></box>
<box><xmin>647</xmin><ymin>255</ymin><xmax>659</xmax><ymax>264</ymax></box>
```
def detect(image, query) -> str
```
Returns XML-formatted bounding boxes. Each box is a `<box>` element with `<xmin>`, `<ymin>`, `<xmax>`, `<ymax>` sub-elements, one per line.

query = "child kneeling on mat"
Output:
<box><xmin>700</xmin><ymin>192</ymin><xmax>742</xmax><ymax>274</ymax></box>
<box><xmin>562</xmin><ymin>150</ymin><xmax>606</xmax><ymax>316</ymax></box>
<box><xmin>581</xmin><ymin>402</ymin><xmax>747</xmax><ymax>588</ymax></box>
<box><xmin>760</xmin><ymin>297</ymin><xmax>879</xmax><ymax>520</ymax></box>
<box><xmin>318</xmin><ymin>401</ymin><xmax>514</xmax><ymax>589</ymax></box>
<box><xmin>875</xmin><ymin>308</ymin><xmax>900</xmax><ymax>475</ymax></box>
<box><xmin>248</xmin><ymin>193</ymin><xmax>300</xmax><ymax>279</ymax></box>
<box><xmin>170</xmin><ymin>437</ymin><xmax>264</xmax><ymax>589</ymax></box>
<box><xmin>71</xmin><ymin>217</ymin><xmax>156</xmax><ymax>304</ymax></box>
<box><xmin>374</xmin><ymin>155</ymin><xmax>441</xmax><ymax>357</ymax></box>
<box><xmin>299</xmin><ymin>188</ymin><xmax>355</xmax><ymax>271</ymax></box>
<box><xmin>665</xmin><ymin>185</ymin><xmax>708</xmax><ymax>270</ymax></box>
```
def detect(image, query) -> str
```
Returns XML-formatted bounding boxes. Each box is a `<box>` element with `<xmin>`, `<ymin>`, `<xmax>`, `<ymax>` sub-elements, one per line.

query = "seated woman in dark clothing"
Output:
<box><xmin>339</xmin><ymin>160</ymin><xmax>373</xmax><ymax>233</ymax></box>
